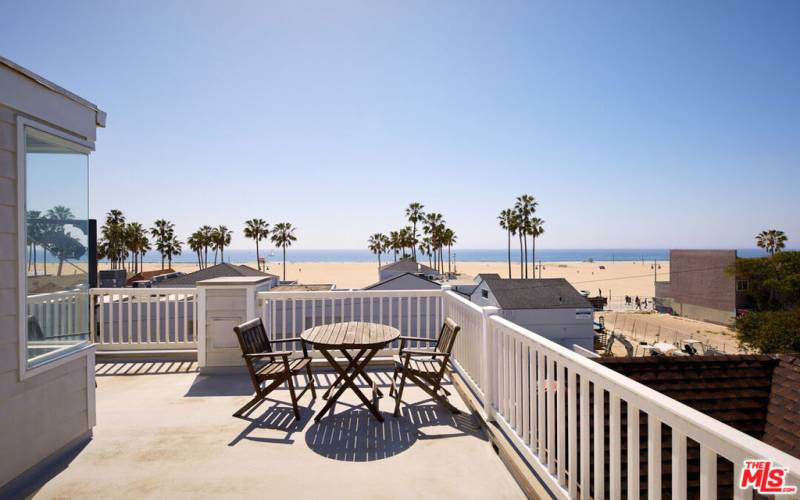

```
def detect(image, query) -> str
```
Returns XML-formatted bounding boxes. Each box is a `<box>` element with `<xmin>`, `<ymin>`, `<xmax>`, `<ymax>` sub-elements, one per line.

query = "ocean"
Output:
<box><xmin>123</xmin><ymin>248</ymin><xmax>771</xmax><ymax>264</ymax></box>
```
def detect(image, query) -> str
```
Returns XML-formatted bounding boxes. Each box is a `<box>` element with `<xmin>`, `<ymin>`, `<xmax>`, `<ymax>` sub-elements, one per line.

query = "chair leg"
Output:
<box><xmin>233</xmin><ymin>393</ymin><xmax>264</xmax><ymax>418</ymax></box>
<box><xmin>306</xmin><ymin>363</ymin><xmax>316</xmax><ymax>399</ymax></box>
<box><xmin>393</xmin><ymin>370</ymin><xmax>408</xmax><ymax>417</ymax></box>
<box><xmin>285</xmin><ymin>374</ymin><xmax>301</xmax><ymax>420</ymax></box>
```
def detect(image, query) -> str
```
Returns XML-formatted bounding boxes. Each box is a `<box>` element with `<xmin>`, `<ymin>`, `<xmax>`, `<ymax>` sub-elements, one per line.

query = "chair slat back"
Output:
<box><xmin>233</xmin><ymin>318</ymin><xmax>272</xmax><ymax>356</ymax></box>
<box><xmin>435</xmin><ymin>318</ymin><xmax>461</xmax><ymax>355</ymax></box>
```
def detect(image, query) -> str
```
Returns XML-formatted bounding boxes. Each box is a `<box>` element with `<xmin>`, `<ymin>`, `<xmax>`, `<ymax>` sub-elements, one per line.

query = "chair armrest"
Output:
<box><xmin>398</xmin><ymin>336</ymin><xmax>437</xmax><ymax>343</ymax></box>
<box><xmin>270</xmin><ymin>338</ymin><xmax>310</xmax><ymax>357</ymax></box>
<box><xmin>402</xmin><ymin>348</ymin><xmax>449</xmax><ymax>358</ymax></box>
<box><xmin>243</xmin><ymin>351</ymin><xmax>292</xmax><ymax>359</ymax></box>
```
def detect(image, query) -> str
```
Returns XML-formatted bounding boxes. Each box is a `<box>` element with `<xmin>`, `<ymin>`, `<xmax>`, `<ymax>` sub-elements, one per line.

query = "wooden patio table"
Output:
<box><xmin>301</xmin><ymin>321</ymin><xmax>399</xmax><ymax>422</ymax></box>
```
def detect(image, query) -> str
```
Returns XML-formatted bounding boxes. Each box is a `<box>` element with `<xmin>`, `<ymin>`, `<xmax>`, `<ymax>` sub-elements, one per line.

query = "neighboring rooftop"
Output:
<box><xmin>379</xmin><ymin>259</ymin><xmax>439</xmax><ymax>275</ymax></box>
<box><xmin>477</xmin><ymin>278</ymin><xmax>592</xmax><ymax>310</ymax></box>
<box><xmin>268</xmin><ymin>284</ymin><xmax>335</xmax><ymax>292</ymax></box>
<box><xmin>596</xmin><ymin>354</ymin><xmax>800</xmax><ymax>459</ymax></box>
<box><xmin>473</xmin><ymin>273</ymin><xmax>501</xmax><ymax>283</ymax></box>
<box><xmin>126</xmin><ymin>268</ymin><xmax>175</xmax><ymax>286</ymax></box>
<box><xmin>155</xmin><ymin>263</ymin><xmax>277</xmax><ymax>287</ymax></box>
<box><xmin>363</xmin><ymin>272</ymin><xmax>441</xmax><ymax>290</ymax></box>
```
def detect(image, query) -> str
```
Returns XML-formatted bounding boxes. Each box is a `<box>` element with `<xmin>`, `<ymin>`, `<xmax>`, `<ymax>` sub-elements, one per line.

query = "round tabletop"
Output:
<box><xmin>300</xmin><ymin>322</ymin><xmax>400</xmax><ymax>349</ymax></box>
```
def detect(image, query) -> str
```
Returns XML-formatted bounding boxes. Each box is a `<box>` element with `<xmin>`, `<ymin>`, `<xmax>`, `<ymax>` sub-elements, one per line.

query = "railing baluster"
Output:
<box><xmin>568</xmin><ymin>367</ymin><xmax>578</xmax><ymax>497</ymax></box>
<box><xmin>538</xmin><ymin>349</ymin><xmax>546</xmax><ymax>461</ymax></box>
<box><xmin>610</xmin><ymin>394</ymin><xmax>621</xmax><ymax>500</ymax></box>
<box><xmin>628</xmin><ymin>403</ymin><xmax>640</xmax><ymax>500</ymax></box>
<box><xmin>648</xmin><ymin>415</ymin><xmax>662</xmax><ymax>500</ymax></box>
<box><xmin>557</xmin><ymin>360</ymin><xmax>566</xmax><ymax>486</ymax></box>
<box><xmin>700</xmin><ymin>445</ymin><xmax>717</xmax><ymax>500</ymax></box>
<box><xmin>594</xmin><ymin>384</ymin><xmax>605</xmax><ymax>500</ymax></box>
<box><xmin>580</xmin><ymin>373</ymin><xmax>590</xmax><ymax>500</ymax></box>
<box><xmin>547</xmin><ymin>355</ymin><xmax>556</xmax><ymax>474</ymax></box>
<box><xmin>672</xmin><ymin>430</ymin><xmax>687</xmax><ymax>500</ymax></box>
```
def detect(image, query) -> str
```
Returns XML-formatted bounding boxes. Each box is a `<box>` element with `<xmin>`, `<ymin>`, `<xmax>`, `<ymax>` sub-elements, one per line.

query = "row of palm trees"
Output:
<box><xmin>497</xmin><ymin>194</ymin><xmax>545</xmax><ymax>279</ymax></box>
<box><xmin>98</xmin><ymin>210</ymin><xmax>182</xmax><ymax>272</ymax></box>
<box><xmin>188</xmin><ymin>220</ymin><xmax>297</xmax><ymax>279</ymax></box>
<box><xmin>186</xmin><ymin>225</ymin><xmax>232</xmax><ymax>270</ymax></box>
<box><xmin>368</xmin><ymin>203</ymin><xmax>458</xmax><ymax>275</ymax></box>
<box><xmin>99</xmin><ymin>211</ymin><xmax>299</xmax><ymax>280</ymax></box>
<box><xmin>26</xmin><ymin>206</ymin><xmax>87</xmax><ymax>277</ymax></box>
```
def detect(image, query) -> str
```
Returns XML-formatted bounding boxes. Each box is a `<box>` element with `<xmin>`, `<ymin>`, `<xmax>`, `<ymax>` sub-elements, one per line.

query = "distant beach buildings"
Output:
<box><xmin>654</xmin><ymin>249</ymin><xmax>750</xmax><ymax>326</ymax></box>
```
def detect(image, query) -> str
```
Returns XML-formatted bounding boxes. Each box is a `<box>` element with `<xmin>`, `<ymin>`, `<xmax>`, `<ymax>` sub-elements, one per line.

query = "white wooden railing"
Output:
<box><xmin>90</xmin><ymin>288</ymin><xmax>197</xmax><ymax>350</ymax></box>
<box><xmin>256</xmin><ymin>289</ymin><xmax>443</xmax><ymax>357</ymax></box>
<box><xmin>88</xmin><ymin>284</ymin><xmax>799</xmax><ymax>498</ymax></box>
<box><xmin>479</xmin><ymin>301</ymin><xmax>800</xmax><ymax>499</ymax></box>
<box><xmin>27</xmin><ymin>289</ymin><xmax>89</xmax><ymax>339</ymax></box>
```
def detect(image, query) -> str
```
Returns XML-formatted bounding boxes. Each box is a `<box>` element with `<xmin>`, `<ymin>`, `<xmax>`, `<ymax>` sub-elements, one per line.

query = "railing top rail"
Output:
<box><xmin>257</xmin><ymin>289</ymin><xmax>445</xmax><ymax>300</ymax></box>
<box><xmin>489</xmin><ymin>314</ymin><xmax>800</xmax><ymax>474</ymax></box>
<box><xmin>443</xmin><ymin>289</ymin><xmax>485</xmax><ymax>314</ymax></box>
<box><xmin>90</xmin><ymin>287</ymin><xmax>197</xmax><ymax>295</ymax></box>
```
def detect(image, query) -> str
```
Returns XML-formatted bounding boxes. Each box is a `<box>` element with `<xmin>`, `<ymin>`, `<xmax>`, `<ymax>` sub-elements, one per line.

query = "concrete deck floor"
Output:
<box><xmin>33</xmin><ymin>361</ymin><xmax>524</xmax><ymax>499</ymax></box>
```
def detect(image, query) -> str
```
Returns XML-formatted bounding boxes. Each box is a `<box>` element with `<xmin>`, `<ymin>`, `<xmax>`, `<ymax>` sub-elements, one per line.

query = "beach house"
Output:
<box><xmin>364</xmin><ymin>272</ymin><xmax>442</xmax><ymax>291</ymax></box>
<box><xmin>3</xmin><ymin>57</ymin><xmax>799</xmax><ymax>499</ymax></box>
<box><xmin>378</xmin><ymin>259</ymin><xmax>440</xmax><ymax>282</ymax></box>
<box><xmin>654</xmin><ymin>249</ymin><xmax>751</xmax><ymax>325</ymax></box>
<box><xmin>0</xmin><ymin>57</ymin><xmax>105</xmax><ymax>490</ymax></box>
<box><xmin>470</xmin><ymin>277</ymin><xmax>595</xmax><ymax>351</ymax></box>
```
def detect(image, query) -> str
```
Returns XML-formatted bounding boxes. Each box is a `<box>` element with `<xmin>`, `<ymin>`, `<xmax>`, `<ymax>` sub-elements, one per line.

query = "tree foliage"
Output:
<box><xmin>732</xmin><ymin>251</ymin><xmax>800</xmax><ymax>353</ymax></box>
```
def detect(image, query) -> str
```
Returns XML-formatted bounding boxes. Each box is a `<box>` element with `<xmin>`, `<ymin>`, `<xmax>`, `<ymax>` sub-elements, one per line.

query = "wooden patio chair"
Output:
<box><xmin>390</xmin><ymin>318</ymin><xmax>461</xmax><ymax>417</ymax></box>
<box><xmin>233</xmin><ymin>318</ymin><xmax>316</xmax><ymax>420</ymax></box>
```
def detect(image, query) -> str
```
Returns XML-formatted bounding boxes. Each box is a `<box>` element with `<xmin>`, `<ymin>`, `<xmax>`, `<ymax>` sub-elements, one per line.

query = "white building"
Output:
<box><xmin>0</xmin><ymin>57</ymin><xmax>105</xmax><ymax>490</ymax></box>
<box><xmin>470</xmin><ymin>277</ymin><xmax>595</xmax><ymax>351</ymax></box>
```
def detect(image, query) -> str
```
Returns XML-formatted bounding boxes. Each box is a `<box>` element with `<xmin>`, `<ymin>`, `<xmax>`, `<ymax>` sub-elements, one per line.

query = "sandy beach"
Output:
<box><xmin>106</xmin><ymin>259</ymin><xmax>668</xmax><ymax>299</ymax></box>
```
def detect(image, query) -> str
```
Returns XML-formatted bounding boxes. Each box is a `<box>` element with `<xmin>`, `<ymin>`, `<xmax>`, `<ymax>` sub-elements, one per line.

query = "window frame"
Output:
<box><xmin>17</xmin><ymin>116</ymin><xmax>95</xmax><ymax>380</ymax></box>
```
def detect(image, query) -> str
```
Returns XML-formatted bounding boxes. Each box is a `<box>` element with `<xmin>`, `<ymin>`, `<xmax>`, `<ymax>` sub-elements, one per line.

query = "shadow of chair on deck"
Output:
<box><xmin>303</xmin><ymin>399</ymin><xmax>485</xmax><ymax>462</ymax></box>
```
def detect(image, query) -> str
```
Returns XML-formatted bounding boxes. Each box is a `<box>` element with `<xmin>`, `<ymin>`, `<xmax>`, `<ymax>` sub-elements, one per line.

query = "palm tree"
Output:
<box><xmin>514</xmin><ymin>194</ymin><xmax>537</xmax><ymax>278</ymax></box>
<box><xmin>530</xmin><ymin>217</ymin><xmax>544</xmax><ymax>278</ymax></box>
<box><xmin>45</xmin><ymin>205</ymin><xmax>76</xmax><ymax>277</ymax></box>
<box><xmin>163</xmin><ymin>235</ymin><xmax>182</xmax><ymax>268</ymax></box>
<box><xmin>442</xmin><ymin>228</ymin><xmax>456</xmax><ymax>275</ymax></box>
<box><xmin>187</xmin><ymin>231</ymin><xmax>204</xmax><ymax>268</ymax></box>
<box><xmin>199</xmin><ymin>225</ymin><xmax>214</xmax><ymax>268</ymax></box>
<box><xmin>212</xmin><ymin>225</ymin><xmax>233</xmax><ymax>263</ymax></box>
<box><xmin>498</xmin><ymin>209</ymin><xmax>515</xmax><ymax>279</ymax></box>
<box><xmin>125</xmin><ymin>222</ymin><xmax>147</xmax><ymax>273</ymax></box>
<box><xmin>405</xmin><ymin>202</ymin><xmax>425</xmax><ymax>261</ymax></box>
<box><xmin>244</xmin><ymin>219</ymin><xmax>269</xmax><ymax>270</ymax></box>
<box><xmin>756</xmin><ymin>229</ymin><xmax>788</xmax><ymax>255</ymax></box>
<box><xmin>389</xmin><ymin>231</ymin><xmax>401</xmax><ymax>262</ymax></box>
<box><xmin>367</xmin><ymin>233</ymin><xmax>389</xmax><ymax>268</ymax></box>
<box><xmin>423</xmin><ymin>213</ymin><xmax>445</xmax><ymax>273</ymax></box>
<box><xmin>150</xmin><ymin>219</ymin><xmax>175</xmax><ymax>270</ymax></box>
<box><xmin>98</xmin><ymin>209</ymin><xmax>127</xmax><ymax>270</ymax></box>
<box><xmin>271</xmin><ymin>222</ymin><xmax>297</xmax><ymax>281</ymax></box>
<box><xmin>26</xmin><ymin>210</ymin><xmax>41</xmax><ymax>276</ymax></box>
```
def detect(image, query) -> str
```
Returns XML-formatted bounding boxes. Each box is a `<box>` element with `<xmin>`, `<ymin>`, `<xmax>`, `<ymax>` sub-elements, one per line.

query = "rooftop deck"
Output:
<box><xmin>31</xmin><ymin>362</ymin><xmax>524</xmax><ymax>499</ymax></box>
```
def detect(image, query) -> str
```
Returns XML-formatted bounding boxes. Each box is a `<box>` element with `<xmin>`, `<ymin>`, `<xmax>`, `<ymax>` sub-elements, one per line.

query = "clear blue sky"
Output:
<box><xmin>3</xmin><ymin>0</ymin><xmax>798</xmax><ymax>250</ymax></box>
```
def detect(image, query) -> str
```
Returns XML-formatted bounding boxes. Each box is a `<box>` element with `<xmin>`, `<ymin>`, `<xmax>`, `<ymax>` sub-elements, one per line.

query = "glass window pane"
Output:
<box><xmin>25</xmin><ymin>127</ymin><xmax>90</xmax><ymax>367</ymax></box>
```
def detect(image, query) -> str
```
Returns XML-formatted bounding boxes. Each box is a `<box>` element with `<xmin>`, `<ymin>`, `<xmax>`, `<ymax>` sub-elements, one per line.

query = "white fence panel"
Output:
<box><xmin>91</xmin><ymin>288</ymin><xmax>197</xmax><ymax>350</ymax></box>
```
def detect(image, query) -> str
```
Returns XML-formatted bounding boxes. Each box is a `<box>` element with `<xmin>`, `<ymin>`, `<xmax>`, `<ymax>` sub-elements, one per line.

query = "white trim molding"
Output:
<box><xmin>16</xmin><ymin>116</ymin><xmax>94</xmax><ymax>381</ymax></box>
